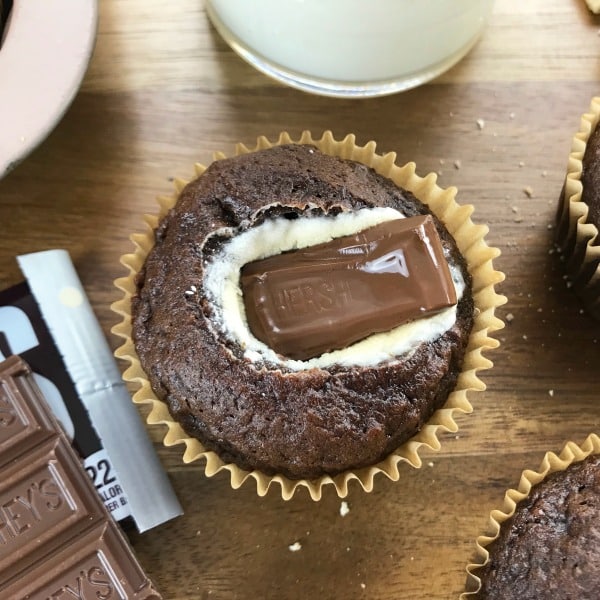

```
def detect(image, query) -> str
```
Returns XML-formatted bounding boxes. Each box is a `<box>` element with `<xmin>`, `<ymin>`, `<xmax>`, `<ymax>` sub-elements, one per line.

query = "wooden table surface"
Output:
<box><xmin>1</xmin><ymin>1</ymin><xmax>600</xmax><ymax>598</ymax></box>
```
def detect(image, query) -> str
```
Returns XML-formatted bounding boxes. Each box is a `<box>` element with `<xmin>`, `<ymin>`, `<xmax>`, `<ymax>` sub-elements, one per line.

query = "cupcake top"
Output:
<box><xmin>475</xmin><ymin>454</ymin><xmax>600</xmax><ymax>599</ymax></box>
<box><xmin>130</xmin><ymin>143</ymin><xmax>475</xmax><ymax>480</ymax></box>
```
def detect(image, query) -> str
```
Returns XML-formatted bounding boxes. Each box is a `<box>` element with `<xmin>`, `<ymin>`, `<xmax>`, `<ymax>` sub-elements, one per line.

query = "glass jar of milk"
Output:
<box><xmin>205</xmin><ymin>0</ymin><xmax>494</xmax><ymax>98</ymax></box>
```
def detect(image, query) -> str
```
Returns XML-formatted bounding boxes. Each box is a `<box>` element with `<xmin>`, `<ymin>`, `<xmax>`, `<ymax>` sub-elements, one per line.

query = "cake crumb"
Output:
<box><xmin>454</xmin><ymin>159</ymin><xmax>462</xmax><ymax>169</ymax></box>
<box><xmin>509</xmin><ymin>112</ymin><xmax>516</xmax><ymax>119</ymax></box>
<box><xmin>505</xmin><ymin>312</ymin><xmax>514</xmax><ymax>323</ymax></box>
<box><xmin>288</xmin><ymin>542</ymin><xmax>302</xmax><ymax>552</ymax></box>
<box><xmin>340</xmin><ymin>501</ymin><xmax>350</xmax><ymax>517</ymax></box>
<box><xmin>360</xmin><ymin>583</ymin><xmax>366</xmax><ymax>590</ymax></box>
<box><xmin>518</xmin><ymin>161</ymin><xmax>525</xmax><ymax>167</ymax></box>
<box><xmin>548</xmin><ymin>389</ymin><xmax>554</xmax><ymax>397</ymax></box>
<box><xmin>523</xmin><ymin>335</ymin><xmax>528</xmax><ymax>340</ymax></box>
<box><xmin>511</xmin><ymin>206</ymin><xmax>519</xmax><ymax>213</ymax></box>
<box><xmin>428</xmin><ymin>461</ymin><xmax>434</xmax><ymax>467</ymax></box>
<box><xmin>523</xmin><ymin>186</ymin><xmax>534</xmax><ymax>198</ymax></box>
<box><xmin>542</xmin><ymin>170</ymin><xmax>548</xmax><ymax>177</ymax></box>
<box><xmin>476</xmin><ymin>118</ymin><xmax>485</xmax><ymax>130</ymax></box>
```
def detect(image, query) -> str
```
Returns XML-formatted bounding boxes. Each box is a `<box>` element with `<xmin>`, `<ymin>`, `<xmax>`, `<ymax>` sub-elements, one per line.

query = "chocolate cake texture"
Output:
<box><xmin>476</xmin><ymin>455</ymin><xmax>600</xmax><ymax>599</ymax></box>
<box><xmin>131</xmin><ymin>144</ymin><xmax>474</xmax><ymax>479</ymax></box>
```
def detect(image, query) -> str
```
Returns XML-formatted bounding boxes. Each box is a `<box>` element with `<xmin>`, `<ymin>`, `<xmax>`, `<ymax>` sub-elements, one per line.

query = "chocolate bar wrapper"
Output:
<box><xmin>0</xmin><ymin>280</ymin><xmax>135</xmax><ymax>525</ymax></box>
<box><xmin>0</xmin><ymin>250</ymin><xmax>182</xmax><ymax>532</ymax></box>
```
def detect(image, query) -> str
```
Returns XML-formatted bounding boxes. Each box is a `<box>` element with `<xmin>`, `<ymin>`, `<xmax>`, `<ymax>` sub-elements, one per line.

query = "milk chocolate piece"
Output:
<box><xmin>241</xmin><ymin>215</ymin><xmax>457</xmax><ymax>360</ymax></box>
<box><xmin>0</xmin><ymin>356</ymin><xmax>161</xmax><ymax>599</ymax></box>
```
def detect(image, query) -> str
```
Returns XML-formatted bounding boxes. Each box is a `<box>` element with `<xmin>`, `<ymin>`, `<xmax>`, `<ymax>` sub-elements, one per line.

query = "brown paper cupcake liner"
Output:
<box><xmin>111</xmin><ymin>130</ymin><xmax>506</xmax><ymax>501</ymax></box>
<box><xmin>461</xmin><ymin>433</ymin><xmax>600</xmax><ymax>598</ymax></box>
<box><xmin>585</xmin><ymin>0</ymin><xmax>600</xmax><ymax>14</ymax></box>
<box><xmin>555</xmin><ymin>96</ymin><xmax>600</xmax><ymax>318</ymax></box>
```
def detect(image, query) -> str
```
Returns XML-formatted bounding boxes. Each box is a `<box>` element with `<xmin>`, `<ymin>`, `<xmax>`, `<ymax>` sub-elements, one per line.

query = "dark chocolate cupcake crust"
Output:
<box><xmin>130</xmin><ymin>144</ymin><xmax>474</xmax><ymax>480</ymax></box>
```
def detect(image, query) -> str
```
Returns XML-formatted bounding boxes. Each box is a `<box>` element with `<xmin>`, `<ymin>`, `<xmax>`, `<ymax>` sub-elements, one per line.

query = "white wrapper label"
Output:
<box><xmin>84</xmin><ymin>448</ymin><xmax>131</xmax><ymax>523</ymax></box>
<box><xmin>17</xmin><ymin>249</ymin><xmax>183</xmax><ymax>533</ymax></box>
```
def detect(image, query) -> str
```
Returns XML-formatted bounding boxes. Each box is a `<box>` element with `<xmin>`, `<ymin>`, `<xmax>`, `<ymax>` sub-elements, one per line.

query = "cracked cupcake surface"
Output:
<box><xmin>131</xmin><ymin>144</ymin><xmax>474</xmax><ymax>479</ymax></box>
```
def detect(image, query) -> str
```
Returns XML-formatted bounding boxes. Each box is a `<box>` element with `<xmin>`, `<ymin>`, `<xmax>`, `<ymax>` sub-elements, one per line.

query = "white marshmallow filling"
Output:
<box><xmin>202</xmin><ymin>207</ymin><xmax>465</xmax><ymax>371</ymax></box>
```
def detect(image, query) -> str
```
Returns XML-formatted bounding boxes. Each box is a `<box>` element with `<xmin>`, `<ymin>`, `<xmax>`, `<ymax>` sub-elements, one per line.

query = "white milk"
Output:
<box><xmin>205</xmin><ymin>0</ymin><xmax>494</xmax><ymax>97</ymax></box>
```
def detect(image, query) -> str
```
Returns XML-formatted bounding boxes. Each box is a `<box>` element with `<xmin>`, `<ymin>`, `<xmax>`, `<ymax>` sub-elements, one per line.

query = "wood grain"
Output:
<box><xmin>1</xmin><ymin>1</ymin><xmax>599</xmax><ymax>598</ymax></box>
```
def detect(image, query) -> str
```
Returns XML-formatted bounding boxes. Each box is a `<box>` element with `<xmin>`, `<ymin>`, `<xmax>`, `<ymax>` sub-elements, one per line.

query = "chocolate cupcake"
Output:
<box><xmin>556</xmin><ymin>97</ymin><xmax>600</xmax><ymax>318</ymax></box>
<box><xmin>112</xmin><ymin>131</ymin><xmax>505</xmax><ymax>499</ymax></box>
<box><xmin>463</xmin><ymin>434</ymin><xmax>600</xmax><ymax>599</ymax></box>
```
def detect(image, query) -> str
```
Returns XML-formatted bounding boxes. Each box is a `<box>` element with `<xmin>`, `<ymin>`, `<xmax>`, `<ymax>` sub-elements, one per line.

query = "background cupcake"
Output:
<box><xmin>463</xmin><ymin>433</ymin><xmax>600</xmax><ymax>599</ymax></box>
<box><xmin>555</xmin><ymin>97</ymin><xmax>600</xmax><ymax>318</ymax></box>
<box><xmin>112</xmin><ymin>131</ymin><xmax>505</xmax><ymax>500</ymax></box>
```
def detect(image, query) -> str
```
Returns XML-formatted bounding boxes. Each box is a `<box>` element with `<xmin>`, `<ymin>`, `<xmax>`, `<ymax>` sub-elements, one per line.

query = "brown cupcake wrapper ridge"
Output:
<box><xmin>461</xmin><ymin>432</ymin><xmax>600</xmax><ymax>598</ymax></box>
<box><xmin>111</xmin><ymin>130</ymin><xmax>506</xmax><ymax>500</ymax></box>
<box><xmin>555</xmin><ymin>96</ymin><xmax>600</xmax><ymax>318</ymax></box>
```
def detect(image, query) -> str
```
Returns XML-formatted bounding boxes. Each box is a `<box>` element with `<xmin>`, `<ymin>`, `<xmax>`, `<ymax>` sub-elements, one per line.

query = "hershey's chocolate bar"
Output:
<box><xmin>0</xmin><ymin>355</ymin><xmax>162</xmax><ymax>599</ymax></box>
<box><xmin>241</xmin><ymin>215</ymin><xmax>457</xmax><ymax>360</ymax></box>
